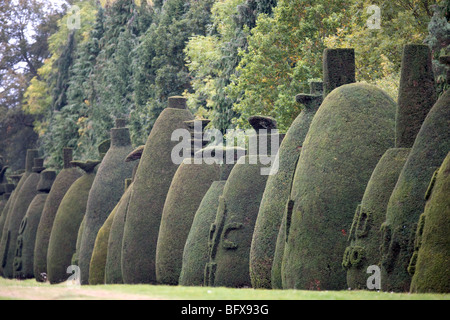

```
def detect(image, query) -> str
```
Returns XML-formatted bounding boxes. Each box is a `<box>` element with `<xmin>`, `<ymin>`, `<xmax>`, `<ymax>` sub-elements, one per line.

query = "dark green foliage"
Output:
<box><xmin>179</xmin><ymin>181</ymin><xmax>226</xmax><ymax>287</ymax></box>
<box><xmin>46</xmin><ymin>160</ymin><xmax>99</xmax><ymax>284</ymax></box>
<box><xmin>13</xmin><ymin>170</ymin><xmax>55</xmax><ymax>279</ymax></box>
<box><xmin>206</xmin><ymin>155</ymin><xmax>270</xmax><ymax>288</ymax></box>
<box><xmin>282</xmin><ymin>83</ymin><xmax>396</xmax><ymax>290</ymax></box>
<box><xmin>396</xmin><ymin>45</ymin><xmax>437</xmax><ymax>148</ymax></box>
<box><xmin>322</xmin><ymin>48</ymin><xmax>356</xmax><ymax>97</ymax></box>
<box><xmin>0</xmin><ymin>156</ymin><xmax>44</xmax><ymax>278</ymax></box>
<box><xmin>344</xmin><ymin>148</ymin><xmax>409</xmax><ymax>290</ymax></box>
<box><xmin>381</xmin><ymin>89</ymin><xmax>450</xmax><ymax>292</ymax></box>
<box><xmin>121</xmin><ymin>98</ymin><xmax>194</xmax><ymax>284</ymax></box>
<box><xmin>253</xmin><ymin>88</ymin><xmax>323</xmax><ymax>289</ymax></box>
<box><xmin>155</xmin><ymin>160</ymin><xmax>223</xmax><ymax>285</ymax></box>
<box><xmin>105</xmin><ymin>180</ymin><xmax>134</xmax><ymax>284</ymax></box>
<box><xmin>33</xmin><ymin>149</ymin><xmax>82</xmax><ymax>282</ymax></box>
<box><xmin>78</xmin><ymin>121</ymin><xmax>134</xmax><ymax>285</ymax></box>
<box><xmin>409</xmin><ymin>152</ymin><xmax>450</xmax><ymax>293</ymax></box>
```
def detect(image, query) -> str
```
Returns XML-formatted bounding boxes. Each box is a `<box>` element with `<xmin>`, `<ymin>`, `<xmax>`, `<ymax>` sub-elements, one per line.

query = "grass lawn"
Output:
<box><xmin>0</xmin><ymin>278</ymin><xmax>448</xmax><ymax>300</ymax></box>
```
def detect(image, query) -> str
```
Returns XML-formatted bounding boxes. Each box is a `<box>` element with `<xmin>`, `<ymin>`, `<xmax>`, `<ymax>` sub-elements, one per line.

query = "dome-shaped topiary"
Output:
<box><xmin>0</xmin><ymin>155</ymin><xmax>43</xmax><ymax>278</ymax></box>
<box><xmin>156</xmin><ymin>151</ymin><xmax>228</xmax><ymax>285</ymax></box>
<box><xmin>33</xmin><ymin>148</ymin><xmax>82</xmax><ymax>282</ymax></box>
<box><xmin>344</xmin><ymin>148</ymin><xmax>410</xmax><ymax>289</ymax></box>
<box><xmin>105</xmin><ymin>179</ymin><xmax>134</xmax><ymax>284</ymax></box>
<box><xmin>0</xmin><ymin>150</ymin><xmax>38</xmax><ymax>276</ymax></box>
<box><xmin>78</xmin><ymin>119</ymin><xmax>134</xmax><ymax>284</ymax></box>
<box><xmin>409</xmin><ymin>152</ymin><xmax>450</xmax><ymax>293</ymax></box>
<box><xmin>381</xmin><ymin>89</ymin><xmax>450</xmax><ymax>292</ymax></box>
<box><xmin>396</xmin><ymin>45</ymin><xmax>436</xmax><ymax>148</ymax></box>
<box><xmin>282</xmin><ymin>83</ymin><xmax>396</xmax><ymax>290</ymax></box>
<box><xmin>13</xmin><ymin>169</ymin><xmax>55</xmax><ymax>279</ymax></box>
<box><xmin>0</xmin><ymin>184</ymin><xmax>15</xmax><ymax>241</ymax></box>
<box><xmin>121</xmin><ymin>97</ymin><xmax>194</xmax><ymax>284</ymax></box>
<box><xmin>253</xmin><ymin>83</ymin><xmax>323</xmax><ymax>290</ymax></box>
<box><xmin>179</xmin><ymin>181</ymin><xmax>227</xmax><ymax>287</ymax></box>
<box><xmin>205</xmin><ymin>154</ymin><xmax>271</xmax><ymax>288</ymax></box>
<box><xmin>46</xmin><ymin>160</ymin><xmax>100</xmax><ymax>284</ymax></box>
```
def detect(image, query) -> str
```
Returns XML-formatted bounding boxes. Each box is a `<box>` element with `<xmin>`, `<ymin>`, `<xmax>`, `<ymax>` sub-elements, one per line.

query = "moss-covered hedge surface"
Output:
<box><xmin>156</xmin><ymin>159</ymin><xmax>223</xmax><ymax>285</ymax></box>
<box><xmin>381</xmin><ymin>90</ymin><xmax>450</xmax><ymax>292</ymax></box>
<box><xmin>206</xmin><ymin>155</ymin><xmax>270</xmax><ymax>288</ymax></box>
<box><xmin>33</xmin><ymin>149</ymin><xmax>82</xmax><ymax>282</ymax></box>
<box><xmin>282</xmin><ymin>83</ymin><xmax>396</xmax><ymax>291</ymax></box>
<box><xmin>396</xmin><ymin>45</ymin><xmax>436</xmax><ymax>148</ymax></box>
<box><xmin>0</xmin><ymin>157</ymin><xmax>44</xmax><ymax>278</ymax></box>
<box><xmin>179</xmin><ymin>181</ymin><xmax>226</xmax><ymax>287</ymax></box>
<box><xmin>78</xmin><ymin>122</ymin><xmax>134</xmax><ymax>285</ymax></box>
<box><xmin>344</xmin><ymin>148</ymin><xmax>410</xmax><ymax>289</ymax></box>
<box><xmin>71</xmin><ymin>215</ymin><xmax>85</xmax><ymax>267</ymax></box>
<box><xmin>0</xmin><ymin>150</ymin><xmax>38</xmax><ymax>276</ymax></box>
<box><xmin>105</xmin><ymin>180</ymin><xmax>133</xmax><ymax>284</ymax></box>
<box><xmin>409</xmin><ymin>152</ymin><xmax>450</xmax><ymax>293</ymax></box>
<box><xmin>322</xmin><ymin>48</ymin><xmax>356</xmax><ymax>97</ymax></box>
<box><xmin>46</xmin><ymin>161</ymin><xmax>99</xmax><ymax>284</ymax></box>
<box><xmin>253</xmin><ymin>93</ymin><xmax>322</xmax><ymax>290</ymax></box>
<box><xmin>122</xmin><ymin>100</ymin><xmax>194</xmax><ymax>284</ymax></box>
<box><xmin>0</xmin><ymin>185</ymin><xmax>16</xmax><ymax>241</ymax></box>
<box><xmin>13</xmin><ymin>170</ymin><xmax>55</xmax><ymax>280</ymax></box>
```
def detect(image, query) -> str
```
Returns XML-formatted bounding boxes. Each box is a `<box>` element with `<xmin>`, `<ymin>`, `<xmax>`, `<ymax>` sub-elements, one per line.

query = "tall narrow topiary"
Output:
<box><xmin>381</xmin><ymin>90</ymin><xmax>450</xmax><ymax>292</ymax></box>
<box><xmin>282</xmin><ymin>83</ymin><xmax>396</xmax><ymax>290</ymax></box>
<box><xmin>0</xmin><ymin>184</ymin><xmax>15</xmax><ymax>241</ymax></box>
<box><xmin>33</xmin><ymin>148</ymin><xmax>82</xmax><ymax>282</ymax></box>
<box><xmin>13</xmin><ymin>169</ymin><xmax>55</xmax><ymax>279</ymax></box>
<box><xmin>121</xmin><ymin>97</ymin><xmax>194</xmax><ymax>284</ymax></box>
<box><xmin>205</xmin><ymin>121</ymin><xmax>280</xmax><ymax>288</ymax></box>
<box><xmin>78</xmin><ymin>119</ymin><xmax>134</xmax><ymax>285</ymax></box>
<box><xmin>205</xmin><ymin>155</ymin><xmax>271</xmax><ymax>288</ymax></box>
<box><xmin>343</xmin><ymin>148</ymin><xmax>409</xmax><ymax>289</ymax></box>
<box><xmin>409</xmin><ymin>152</ymin><xmax>450</xmax><ymax>293</ymax></box>
<box><xmin>105</xmin><ymin>179</ymin><xmax>133</xmax><ymax>284</ymax></box>
<box><xmin>0</xmin><ymin>149</ymin><xmax>38</xmax><ymax>276</ymax></box>
<box><xmin>396</xmin><ymin>45</ymin><xmax>437</xmax><ymax>148</ymax></box>
<box><xmin>323</xmin><ymin>48</ymin><xmax>356</xmax><ymax>97</ymax></box>
<box><xmin>156</xmin><ymin>140</ymin><xmax>236</xmax><ymax>286</ymax></box>
<box><xmin>0</xmin><ymin>157</ymin><xmax>44</xmax><ymax>278</ymax></box>
<box><xmin>46</xmin><ymin>160</ymin><xmax>100</xmax><ymax>284</ymax></box>
<box><xmin>104</xmin><ymin>146</ymin><xmax>143</xmax><ymax>285</ymax></box>
<box><xmin>179</xmin><ymin>181</ymin><xmax>227</xmax><ymax>287</ymax></box>
<box><xmin>252</xmin><ymin>82</ymin><xmax>323</xmax><ymax>290</ymax></box>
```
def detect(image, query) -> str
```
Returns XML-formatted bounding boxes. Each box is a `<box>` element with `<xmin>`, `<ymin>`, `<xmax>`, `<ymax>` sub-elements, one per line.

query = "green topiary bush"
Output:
<box><xmin>89</xmin><ymin>197</ymin><xmax>119</xmax><ymax>285</ymax></box>
<box><xmin>105</xmin><ymin>179</ymin><xmax>134</xmax><ymax>284</ymax></box>
<box><xmin>13</xmin><ymin>169</ymin><xmax>55</xmax><ymax>279</ymax></box>
<box><xmin>344</xmin><ymin>148</ymin><xmax>410</xmax><ymax>289</ymax></box>
<box><xmin>0</xmin><ymin>149</ymin><xmax>38</xmax><ymax>276</ymax></box>
<box><xmin>282</xmin><ymin>83</ymin><xmax>396</xmax><ymax>290</ymax></box>
<box><xmin>78</xmin><ymin>120</ymin><xmax>134</xmax><ymax>285</ymax></box>
<box><xmin>381</xmin><ymin>89</ymin><xmax>450</xmax><ymax>292</ymax></box>
<box><xmin>0</xmin><ymin>156</ymin><xmax>43</xmax><ymax>278</ymax></box>
<box><xmin>205</xmin><ymin>154</ymin><xmax>271</xmax><ymax>288</ymax></box>
<box><xmin>46</xmin><ymin>160</ymin><xmax>100</xmax><ymax>284</ymax></box>
<box><xmin>409</xmin><ymin>152</ymin><xmax>450</xmax><ymax>293</ymax></box>
<box><xmin>155</xmin><ymin>157</ymin><xmax>223</xmax><ymax>285</ymax></box>
<box><xmin>253</xmin><ymin>83</ymin><xmax>323</xmax><ymax>290</ymax></box>
<box><xmin>121</xmin><ymin>97</ymin><xmax>194</xmax><ymax>284</ymax></box>
<box><xmin>179</xmin><ymin>181</ymin><xmax>227</xmax><ymax>287</ymax></box>
<box><xmin>396</xmin><ymin>45</ymin><xmax>437</xmax><ymax>148</ymax></box>
<box><xmin>0</xmin><ymin>184</ymin><xmax>15</xmax><ymax>241</ymax></box>
<box><xmin>33</xmin><ymin>148</ymin><xmax>82</xmax><ymax>282</ymax></box>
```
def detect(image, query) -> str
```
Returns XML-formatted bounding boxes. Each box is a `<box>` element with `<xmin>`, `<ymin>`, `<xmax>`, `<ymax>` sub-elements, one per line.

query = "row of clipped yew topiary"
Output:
<box><xmin>0</xmin><ymin>45</ymin><xmax>448</xmax><ymax>294</ymax></box>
